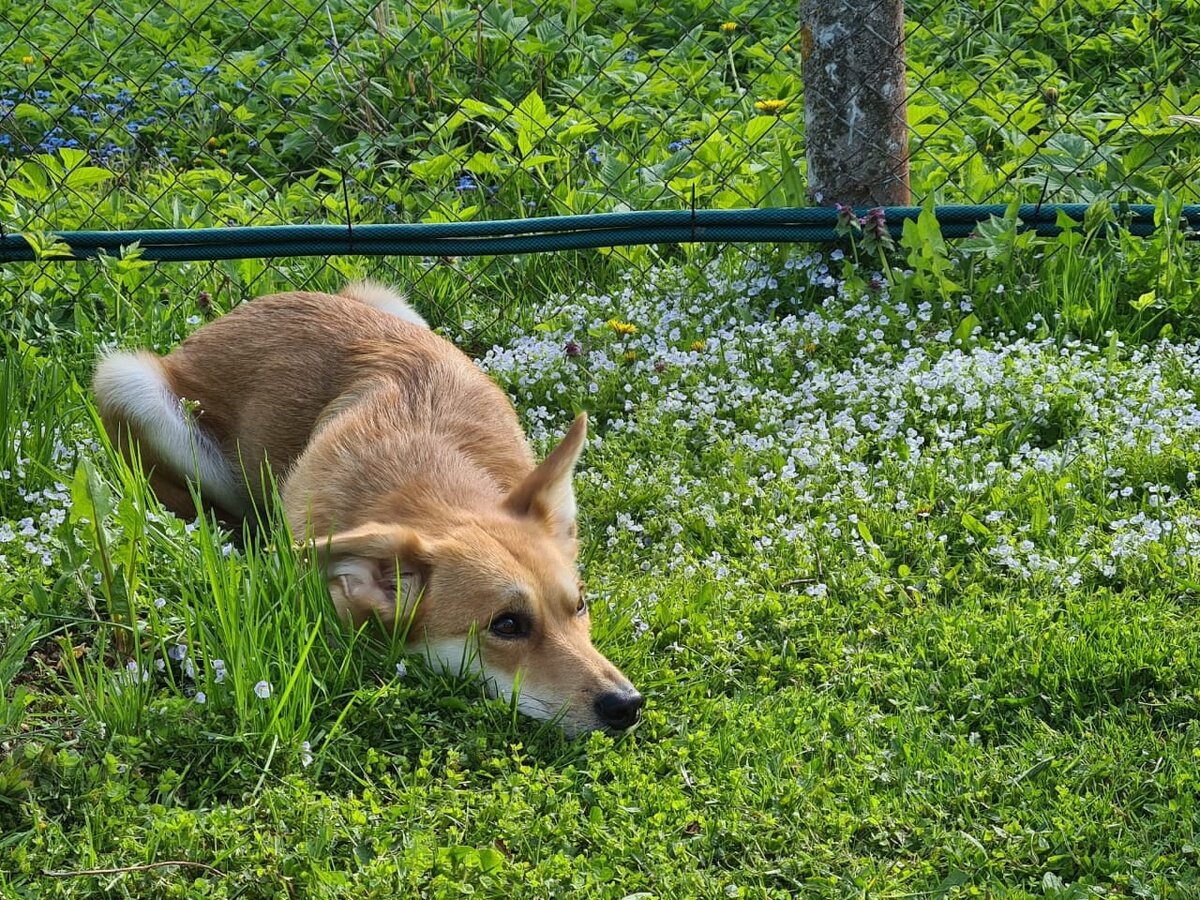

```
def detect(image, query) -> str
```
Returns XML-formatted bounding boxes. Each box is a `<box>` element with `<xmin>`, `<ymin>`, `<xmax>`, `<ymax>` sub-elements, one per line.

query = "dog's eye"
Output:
<box><xmin>489</xmin><ymin>613</ymin><xmax>530</xmax><ymax>639</ymax></box>
<box><xmin>576</xmin><ymin>594</ymin><xmax>587</xmax><ymax>615</ymax></box>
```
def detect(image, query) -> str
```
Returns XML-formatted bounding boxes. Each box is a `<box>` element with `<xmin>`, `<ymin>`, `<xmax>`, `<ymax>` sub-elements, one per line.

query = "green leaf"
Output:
<box><xmin>855</xmin><ymin>518</ymin><xmax>874</xmax><ymax>545</ymax></box>
<box><xmin>409</xmin><ymin>154</ymin><xmax>461</xmax><ymax>181</ymax></box>
<box><xmin>961</xmin><ymin>512</ymin><xmax>991</xmax><ymax>540</ymax></box>
<box><xmin>1054</xmin><ymin>208</ymin><xmax>1081</xmax><ymax>232</ymax></box>
<box><xmin>454</xmin><ymin>98</ymin><xmax>505</xmax><ymax>121</ymax></box>
<box><xmin>64</xmin><ymin>165</ymin><xmax>115</xmax><ymax>190</ymax></box>
<box><xmin>465</xmin><ymin>152</ymin><xmax>503</xmax><ymax>176</ymax></box>
<box><xmin>70</xmin><ymin>461</ymin><xmax>96</xmax><ymax>527</ymax></box>
<box><xmin>514</xmin><ymin>89</ymin><xmax>551</xmax><ymax>131</ymax></box>
<box><xmin>13</xmin><ymin>102</ymin><xmax>51</xmax><ymax>123</ymax></box>
<box><xmin>1030</xmin><ymin>501</ymin><xmax>1049</xmax><ymax>534</ymax></box>
<box><xmin>477</xmin><ymin>847</ymin><xmax>505</xmax><ymax>873</ymax></box>
<box><xmin>1131</xmin><ymin>290</ymin><xmax>1157</xmax><ymax>311</ymax></box>
<box><xmin>742</xmin><ymin>115</ymin><xmax>776</xmax><ymax>145</ymax></box>
<box><xmin>952</xmin><ymin>313</ymin><xmax>981</xmax><ymax>347</ymax></box>
<box><xmin>931</xmin><ymin>870</ymin><xmax>970</xmax><ymax>897</ymax></box>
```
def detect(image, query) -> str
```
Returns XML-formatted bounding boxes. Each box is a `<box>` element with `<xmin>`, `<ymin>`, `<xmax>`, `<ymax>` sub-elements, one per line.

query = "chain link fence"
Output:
<box><xmin>1</xmin><ymin>0</ymin><xmax>1197</xmax><ymax>345</ymax></box>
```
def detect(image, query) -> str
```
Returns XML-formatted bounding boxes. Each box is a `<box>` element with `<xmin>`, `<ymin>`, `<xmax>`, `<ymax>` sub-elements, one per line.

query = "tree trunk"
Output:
<box><xmin>800</xmin><ymin>0</ymin><xmax>911</xmax><ymax>207</ymax></box>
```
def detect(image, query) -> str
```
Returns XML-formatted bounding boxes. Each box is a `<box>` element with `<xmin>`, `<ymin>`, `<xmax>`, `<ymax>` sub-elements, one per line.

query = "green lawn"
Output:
<box><xmin>3</xmin><ymin>0</ymin><xmax>1200</xmax><ymax>897</ymax></box>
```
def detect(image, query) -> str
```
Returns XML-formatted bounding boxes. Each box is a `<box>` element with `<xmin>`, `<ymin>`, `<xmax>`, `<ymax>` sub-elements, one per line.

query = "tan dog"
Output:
<box><xmin>93</xmin><ymin>282</ymin><xmax>642</xmax><ymax>735</ymax></box>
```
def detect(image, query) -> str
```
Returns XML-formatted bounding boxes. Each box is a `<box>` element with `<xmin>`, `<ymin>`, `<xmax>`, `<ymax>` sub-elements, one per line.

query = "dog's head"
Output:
<box><xmin>313</xmin><ymin>415</ymin><xmax>643</xmax><ymax>736</ymax></box>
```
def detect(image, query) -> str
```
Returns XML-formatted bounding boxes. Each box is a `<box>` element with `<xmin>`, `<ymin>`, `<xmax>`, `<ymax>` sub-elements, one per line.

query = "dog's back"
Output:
<box><xmin>95</xmin><ymin>285</ymin><xmax>532</xmax><ymax>519</ymax></box>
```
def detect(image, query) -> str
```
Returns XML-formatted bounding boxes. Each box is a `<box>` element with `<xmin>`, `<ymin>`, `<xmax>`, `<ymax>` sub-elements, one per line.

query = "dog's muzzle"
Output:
<box><xmin>593</xmin><ymin>689</ymin><xmax>645</xmax><ymax>731</ymax></box>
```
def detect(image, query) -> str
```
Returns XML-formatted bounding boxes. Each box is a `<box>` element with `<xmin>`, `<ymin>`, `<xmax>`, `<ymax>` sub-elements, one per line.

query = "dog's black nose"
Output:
<box><xmin>594</xmin><ymin>689</ymin><xmax>644</xmax><ymax>730</ymax></box>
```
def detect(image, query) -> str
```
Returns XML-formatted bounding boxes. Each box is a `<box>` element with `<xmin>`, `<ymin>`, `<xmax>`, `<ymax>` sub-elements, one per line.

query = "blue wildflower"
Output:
<box><xmin>623</xmin><ymin>49</ymin><xmax>638</xmax><ymax>62</ymax></box>
<box><xmin>455</xmin><ymin>174</ymin><xmax>477</xmax><ymax>192</ymax></box>
<box><xmin>668</xmin><ymin>139</ymin><xmax>692</xmax><ymax>152</ymax></box>
<box><xmin>587</xmin><ymin>146</ymin><xmax>600</xmax><ymax>164</ymax></box>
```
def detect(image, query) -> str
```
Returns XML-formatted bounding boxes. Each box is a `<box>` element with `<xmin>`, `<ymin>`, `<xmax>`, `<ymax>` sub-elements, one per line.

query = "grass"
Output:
<box><xmin>2</xmin><ymin>0</ymin><xmax>1200</xmax><ymax>896</ymax></box>
<box><xmin>3</xmin><ymin>251</ymin><xmax>1200</xmax><ymax>896</ymax></box>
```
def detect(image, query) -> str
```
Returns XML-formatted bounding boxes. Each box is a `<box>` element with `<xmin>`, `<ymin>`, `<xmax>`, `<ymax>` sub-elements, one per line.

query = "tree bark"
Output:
<box><xmin>800</xmin><ymin>0</ymin><xmax>911</xmax><ymax>207</ymax></box>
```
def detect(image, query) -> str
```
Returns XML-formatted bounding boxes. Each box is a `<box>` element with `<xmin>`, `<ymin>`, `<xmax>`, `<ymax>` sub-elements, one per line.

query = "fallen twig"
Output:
<box><xmin>43</xmin><ymin>860</ymin><xmax>224</xmax><ymax>878</ymax></box>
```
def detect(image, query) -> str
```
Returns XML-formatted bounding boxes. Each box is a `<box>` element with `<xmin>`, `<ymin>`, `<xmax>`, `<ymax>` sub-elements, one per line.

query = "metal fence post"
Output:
<box><xmin>800</xmin><ymin>0</ymin><xmax>911</xmax><ymax>207</ymax></box>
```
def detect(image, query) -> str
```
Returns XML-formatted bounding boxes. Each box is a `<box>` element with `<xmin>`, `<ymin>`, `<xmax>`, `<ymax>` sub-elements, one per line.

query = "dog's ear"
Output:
<box><xmin>504</xmin><ymin>413</ymin><xmax>587</xmax><ymax>544</ymax></box>
<box><xmin>307</xmin><ymin>523</ymin><xmax>433</xmax><ymax>631</ymax></box>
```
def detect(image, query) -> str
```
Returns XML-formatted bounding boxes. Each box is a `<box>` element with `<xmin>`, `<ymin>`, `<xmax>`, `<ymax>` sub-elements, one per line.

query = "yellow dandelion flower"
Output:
<box><xmin>207</xmin><ymin>136</ymin><xmax>218</xmax><ymax>148</ymax></box>
<box><xmin>754</xmin><ymin>99</ymin><xmax>788</xmax><ymax>116</ymax></box>
<box><xmin>607</xmin><ymin>318</ymin><xmax>638</xmax><ymax>335</ymax></box>
<box><xmin>623</xmin><ymin>349</ymin><xmax>638</xmax><ymax>364</ymax></box>
<box><xmin>21</xmin><ymin>55</ymin><xmax>34</xmax><ymax>65</ymax></box>
<box><xmin>690</xmin><ymin>340</ymin><xmax>706</xmax><ymax>352</ymax></box>
<box><xmin>719</xmin><ymin>21</ymin><xmax>738</xmax><ymax>33</ymax></box>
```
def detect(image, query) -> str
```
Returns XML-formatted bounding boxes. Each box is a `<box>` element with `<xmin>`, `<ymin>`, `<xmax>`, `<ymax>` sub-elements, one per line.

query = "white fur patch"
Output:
<box><xmin>94</xmin><ymin>351</ymin><xmax>245</xmax><ymax>514</ymax></box>
<box><xmin>417</xmin><ymin>637</ymin><xmax>565</xmax><ymax>722</ymax></box>
<box><xmin>339</xmin><ymin>280</ymin><xmax>427</xmax><ymax>328</ymax></box>
<box><xmin>420</xmin><ymin>637</ymin><xmax>482</xmax><ymax>680</ymax></box>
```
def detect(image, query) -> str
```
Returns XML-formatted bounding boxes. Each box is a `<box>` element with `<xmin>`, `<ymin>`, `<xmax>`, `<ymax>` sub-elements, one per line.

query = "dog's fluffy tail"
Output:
<box><xmin>339</xmin><ymin>280</ymin><xmax>428</xmax><ymax>328</ymax></box>
<box><xmin>93</xmin><ymin>350</ymin><xmax>246</xmax><ymax>515</ymax></box>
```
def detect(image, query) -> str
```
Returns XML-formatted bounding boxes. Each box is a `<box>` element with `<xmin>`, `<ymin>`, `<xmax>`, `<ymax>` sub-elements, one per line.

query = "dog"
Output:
<box><xmin>93</xmin><ymin>281</ymin><xmax>643</xmax><ymax>735</ymax></box>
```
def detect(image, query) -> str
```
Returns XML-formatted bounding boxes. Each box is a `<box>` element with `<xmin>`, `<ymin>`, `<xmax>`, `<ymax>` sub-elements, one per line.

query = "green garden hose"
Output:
<box><xmin>0</xmin><ymin>205</ymin><xmax>1191</xmax><ymax>263</ymax></box>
